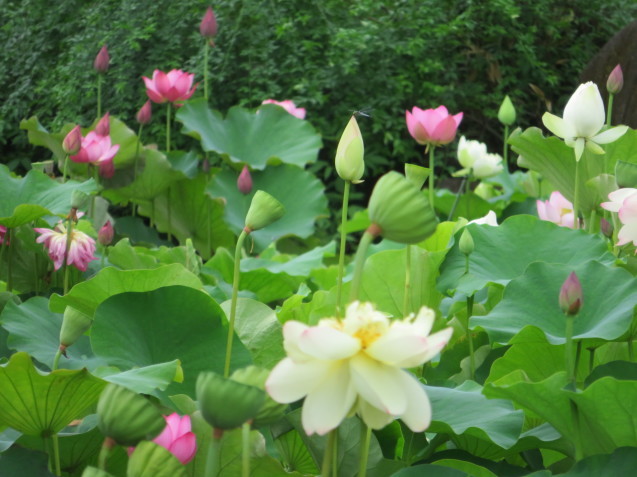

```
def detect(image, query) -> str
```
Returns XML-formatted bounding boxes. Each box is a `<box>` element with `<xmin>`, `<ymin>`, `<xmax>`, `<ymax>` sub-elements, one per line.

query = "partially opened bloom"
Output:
<box><xmin>601</xmin><ymin>188</ymin><xmax>637</xmax><ymax>249</ymax></box>
<box><xmin>98</xmin><ymin>221</ymin><xmax>114</xmax><ymax>246</ymax></box>
<box><xmin>469</xmin><ymin>210</ymin><xmax>498</xmax><ymax>226</ymax></box>
<box><xmin>143</xmin><ymin>69</ymin><xmax>197</xmax><ymax>105</ymax></box>
<box><xmin>136</xmin><ymin>100</ymin><xmax>152</xmax><ymax>125</ymax></box>
<box><xmin>456</xmin><ymin>136</ymin><xmax>503</xmax><ymax>178</ymax></box>
<box><xmin>406</xmin><ymin>105</ymin><xmax>463</xmax><ymax>147</ymax></box>
<box><xmin>266</xmin><ymin>302</ymin><xmax>453</xmax><ymax>436</ymax></box>
<box><xmin>35</xmin><ymin>224</ymin><xmax>97</xmax><ymax>271</ymax></box>
<box><xmin>261</xmin><ymin>99</ymin><xmax>306</xmax><ymax>119</ymax></box>
<box><xmin>536</xmin><ymin>191</ymin><xmax>575</xmax><ymax>229</ymax></box>
<box><xmin>62</xmin><ymin>126</ymin><xmax>82</xmax><ymax>156</ymax></box>
<box><xmin>542</xmin><ymin>82</ymin><xmax>628</xmax><ymax>161</ymax></box>
<box><xmin>152</xmin><ymin>413</ymin><xmax>197</xmax><ymax>465</ymax></box>
<box><xmin>70</xmin><ymin>131</ymin><xmax>119</xmax><ymax>166</ymax></box>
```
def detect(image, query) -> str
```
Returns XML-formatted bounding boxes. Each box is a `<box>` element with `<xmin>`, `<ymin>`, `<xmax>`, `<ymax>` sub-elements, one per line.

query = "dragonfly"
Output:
<box><xmin>349</xmin><ymin>107</ymin><xmax>374</xmax><ymax>118</ymax></box>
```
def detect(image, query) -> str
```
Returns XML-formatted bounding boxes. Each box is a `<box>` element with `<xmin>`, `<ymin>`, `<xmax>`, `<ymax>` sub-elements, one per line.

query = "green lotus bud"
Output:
<box><xmin>368</xmin><ymin>171</ymin><xmax>438</xmax><ymax>243</ymax></box>
<box><xmin>404</xmin><ymin>163</ymin><xmax>429</xmax><ymax>190</ymax></box>
<box><xmin>127</xmin><ymin>441</ymin><xmax>188</xmax><ymax>477</ymax></box>
<box><xmin>335</xmin><ymin>115</ymin><xmax>365</xmax><ymax>184</ymax></box>
<box><xmin>244</xmin><ymin>190</ymin><xmax>285</xmax><ymax>233</ymax></box>
<box><xmin>82</xmin><ymin>467</ymin><xmax>116</xmax><ymax>477</ymax></box>
<box><xmin>459</xmin><ymin>229</ymin><xmax>474</xmax><ymax>256</ymax></box>
<box><xmin>59</xmin><ymin>306</ymin><xmax>92</xmax><ymax>349</ymax></box>
<box><xmin>97</xmin><ymin>383</ymin><xmax>165</xmax><ymax>447</ymax></box>
<box><xmin>196</xmin><ymin>371</ymin><xmax>265</xmax><ymax>430</ymax></box>
<box><xmin>231</xmin><ymin>366</ymin><xmax>287</xmax><ymax>427</ymax></box>
<box><xmin>498</xmin><ymin>95</ymin><xmax>516</xmax><ymax>126</ymax></box>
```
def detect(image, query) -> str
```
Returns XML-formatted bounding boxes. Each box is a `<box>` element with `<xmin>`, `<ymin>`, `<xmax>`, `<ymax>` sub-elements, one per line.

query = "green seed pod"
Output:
<box><xmin>244</xmin><ymin>190</ymin><xmax>285</xmax><ymax>232</ymax></box>
<box><xmin>71</xmin><ymin>190</ymin><xmax>90</xmax><ymax>210</ymax></box>
<box><xmin>127</xmin><ymin>441</ymin><xmax>188</xmax><ymax>477</ymax></box>
<box><xmin>96</xmin><ymin>384</ymin><xmax>165</xmax><ymax>447</ymax></box>
<box><xmin>196</xmin><ymin>371</ymin><xmax>265</xmax><ymax>430</ymax></box>
<box><xmin>59</xmin><ymin>307</ymin><xmax>92</xmax><ymax>348</ymax></box>
<box><xmin>231</xmin><ymin>366</ymin><xmax>287</xmax><ymax>427</ymax></box>
<box><xmin>497</xmin><ymin>95</ymin><xmax>516</xmax><ymax>126</ymax></box>
<box><xmin>404</xmin><ymin>163</ymin><xmax>429</xmax><ymax>190</ymax></box>
<box><xmin>81</xmin><ymin>467</ymin><xmax>116</xmax><ymax>477</ymax></box>
<box><xmin>335</xmin><ymin>115</ymin><xmax>365</xmax><ymax>184</ymax></box>
<box><xmin>459</xmin><ymin>229</ymin><xmax>475</xmax><ymax>256</ymax></box>
<box><xmin>368</xmin><ymin>171</ymin><xmax>438</xmax><ymax>244</ymax></box>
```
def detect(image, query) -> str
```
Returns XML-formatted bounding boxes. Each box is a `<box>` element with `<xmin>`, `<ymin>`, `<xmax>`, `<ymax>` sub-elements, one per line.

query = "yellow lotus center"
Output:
<box><xmin>353</xmin><ymin>323</ymin><xmax>384</xmax><ymax>349</ymax></box>
<box><xmin>561</xmin><ymin>208</ymin><xmax>571</xmax><ymax>216</ymax></box>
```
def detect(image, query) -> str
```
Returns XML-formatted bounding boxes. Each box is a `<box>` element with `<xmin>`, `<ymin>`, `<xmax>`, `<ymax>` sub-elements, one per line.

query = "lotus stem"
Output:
<box><xmin>205</xmin><ymin>429</ymin><xmax>223</xmax><ymax>477</ymax></box>
<box><xmin>349</xmin><ymin>227</ymin><xmax>378</xmax><ymax>302</ymax></box>
<box><xmin>224</xmin><ymin>229</ymin><xmax>248</xmax><ymax>377</ymax></box>
<box><xmin>52</xmin><ymin>434</ymin><xmax>61</xmax><ymax>476</ymax></box>
<box><xmin>242</xmin><ymin>422</ymin><xmax>251</xmax><ymax>477</ymax></box>
<box><xmin>97</xmin><ymin>74</ymin><xmax>102</xmax><ymax>118</ymax></box>
<box><xmin>427</xmin><ymin>146</ymin><xmax>436</xmax><ymax>210</ymax></box>
<box><xmin>63</xmin><ymin>215</ymin><xmax>75</xmax><ymax>295</ymax></box>
<box><xmin>565</xmin><ymin>314</ymin><xmax>576</xmax><ymax>386</ymax></box>
<box><xmin>52</xmin><ymin>348</ymin><xmax>63</xmax><ymax>371</ymax></box>
<box><xmin>573</xmin><ymin>156</ymin><xmax>580</xmax><ymax>230</ymax></box>
<box><xmin>6</xmin><ymin>229</ymin><xmax>14</xmax><ymax>292</ymax></box>
<box><xmin>166</xmin><ymin>104</ymin><xmax>171</xmax><ymax>153</ymax></box>
<box><xmin>467</xmin><ymin>294</ymin><xmax>476</xmax><ymax>380</ymax></box>
<box><xmin>503</xmin><ymin>124</ymin><xmax>510</xmax><ymax>173</ymax></box>
<box><xmin>204</xmin><ymin>41</ymin><xmax>210</xmax><ymax>101</ymax></box>
<box><xmin>62</xmin><ymin>154</ymin><xmax>70</xmax><ymax>183</ymax></box>
<box><xmin>358</xmin><ymin>424</ymin><xmax>372</xmax><ymax>477</ymax></box>
<box><xmin>465</xmin><ymin>172</ymin><xmax>471</xmax><ymax>220</ymax></box>
<box><xmin>606</xmin><ymin>93</ymin><xmax>614</xmax><ymax>126</ymax></box>
<box><xmin>321</xmin><ymin>429</ymin><xmax>337</xmax><ymax>477</ymax></box>
<box><xmin>98</xmin><ymin>437</ymin><xmax>115</xmax><ymax>470</ymax></box>
<box><xmin>336</xmin><ymin>181</ymin><xmax>351</xmax><ymax>316</ymax></box>
<box><xmin>403</xmin><ymin>245</ymin><xmax>412</xmax><ymax>317</ymax></box>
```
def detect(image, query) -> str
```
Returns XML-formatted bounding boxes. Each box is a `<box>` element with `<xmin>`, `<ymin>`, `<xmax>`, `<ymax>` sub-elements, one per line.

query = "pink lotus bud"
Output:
<box><xmin>600</xmin><ymin>217</ymin><xmax>613</xmax><ymax>238</ymax></box>
<box><xmin>237</xmin><ymin>165</ymin><xmax>253</xmax><ymax>194</ymax></box>
<box><xmin>200</xmin><ymin>7</ymin><xmax>218</xmax><ymax>39</ymax></box>
<box><xmin>606</xmin><ymin>64</ymin><xmax>623</xmax><ymax>95</ymax></box>
<box><xmin>406</xmin><ymin>105</ymin><xmax>463</xmax><ymax>147</ymax></box>
<box><xmin>63</xmin><ymin>125</ymin><xmax>83</xmax><ymax>155</ymax></box>
<box><xmin>98</xmin><ymin>221</ymin><xmax>114</xmax><ymax>246</ymax></box>
<box><xmin>559</xmin><ymin>272</ymin><xmax>582</xmax><ymax>316</ymax></box>
<box><xmin>136</xmin><ymin>101</ymin><xmax>152</xmax><ymax>125</ymax></box>
<box><xmin>94</xmin><ymin>45</ymin><xmax>110</xmax><ymax>73</ymax></box>
<box><xmin>95</xmin><ymin>113</ymin><xmax>110</xmax><ymax>136</ymax></box>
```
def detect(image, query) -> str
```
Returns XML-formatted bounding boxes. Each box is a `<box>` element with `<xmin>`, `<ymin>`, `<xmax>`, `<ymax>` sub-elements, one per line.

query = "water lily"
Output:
<box><xmin>542</xmin><ymin>82</ymin><xmax>628</xmax><ymax>161</ymax></box>
<box><xmin>261</xmin><ymin>99</ymin><xmax>306</xmax><ymax>119</ymax></box>
<box><xmin>536</xmin><ymin>191</ymin><xmax>575</xmax><ymax>229</ymax></box>
<box><xmin>35</xmin><ymin>223</ymin><xmax>97</xmax><ymax>271</ymax></box>
<box><xmin>266</xmin><ymin>301</ymin><xmax>453</xmax><ymax>436</ymax></box>
<box><xmin>143</xmin><ymin>69</ymin><xmax>197</xmax><ymax>105</ymax></box>
<box><xmin>601</xmin><ymin>188</ymin><xmax>637</xmax><ymax>249</ymax></box>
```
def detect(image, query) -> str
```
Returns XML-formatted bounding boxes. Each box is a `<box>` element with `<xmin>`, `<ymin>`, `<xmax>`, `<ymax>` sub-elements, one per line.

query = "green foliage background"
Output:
<box><xmin>2</xmin><ymin>0</ymin><xmax>636</xmax><ymax>182</ymax></box>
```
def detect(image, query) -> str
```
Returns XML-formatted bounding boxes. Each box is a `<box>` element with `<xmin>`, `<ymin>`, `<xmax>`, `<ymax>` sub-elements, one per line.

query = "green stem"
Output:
<box><xmin>134</xmin><ymin>124</ymin><xmax>143</xmax><ymax>182</ymax></box>
<box><xmin>606</xmin><ymin>93</ymin><xmax>614</xmax><ymax>126</ymax></box>
<box><xmin>629</xmin><ymin>339</ymin><xmax>634</xmax><ymax>361</ymax></box>
<box><xmin>403</xmin><ymin>245</ymin><xmax>412</xmax><ymax>317</ymax></box>
<box><xmin>569</xmin><ymin>400</ymin><xmax>583</xmax><ymax>461</ymax></box>
<box><xmin>349</xmin><ymin>229</ymin><xmax>376</xmax><ymax>302</ymax></box>
<box><xmin>321</xmin><ymin>429</ymin><xmax>337</xmax><ymax>477</ymax></box>
<box><xmin>466</xmin><ymin>294</ymin><xmax>475</xmax><ymax>380</ymax></box>
<box><xmin>573</xmin><ymin>156</ymin><xmax>580</xmax><ymax>230</ymax></box>
<box><xmin>336</xmin><ymin>181</ymin><xmax>351</xmax><ymax>316</ymax></box>
<box><xmin>205</xmin><ymin>431</ymin><xmax>223</xmax><ymax>477</ymax></box>
<box><xmin>447</xmin><ymin>177</ymin><xmax>466</xmax><ymax>221</ymax></box>
<box><xmin>52</xmin><ymin>348</ymin><xmax>63</xmax><ymax>371</ymax></box>
<box><xmin>588</xmin><ymin>348</ymin><xmax>595</xmax><ymax>373</ymax></box>
<box><xmin>358</xmin><ymin>424</ymin><xmax>372</xmax><ymax>477</ymax></box>
<box><xmin>207</xmin><ymin>199</ymin><xmax>212</xmax><ymax>257</ymax></box>
<box><xmin>242</xmin><ymin>422</ymin><xmax>251</xmax><ymax>477</ymax></box>
<box><xmin>565</xmin><ymin>315</ymin><xmax>576</xmax><ymax>386</ymax></box>
<box><xmin>98</xmin><ymin>437</ymin><xmax>114</xmax><ymax>470</ymax></box>
<box><xmin>419</xmin><ymin>434</ymin><xmax>450</xmax><ymax>462</ymax></box>
<box><xmin>167</xmin><ymin>187</ymin><xmax>172</xmax><ymax>242</ymax></box>
<box><xmin>52</xmin><ymin>434</ymin><xmax>61</xmax><ymax>476</ymax></box>
<box><xmin>6</xmin><ymin>229</ymin><xmax>14</xmax><ymax>292</ymax></box>
<box><xmin>63</xmin><ymin>216</ymin><xmax>75</xmax><ymax>295</ymax></box>
<box><xmin>90</xmin><ymin>166</ymin><xmax>99</xmax><ymax>219</ymax></box>
<box><xmin>62</xmin><ymin>154</ymin><xmax>70</xmax><ymax>183</ymax></box>
<box><xmin>332</xmin><ymin>431</ymin><xmax>338</xmax><ymax>477</ymax></box>
<box><xmin>97</xmin><ymin>74</ymin><xmax>102</xmax><ymax>118</ymax></box>
<box><xmin>166</xmin><ymin>104</ymin><xmax>171</xmax><ymax>153</ymax></box>
<box><xmin>503</xmin><ymin>124</ymin><xmax>510</xmax><ymax>173</ymax></box>
<box><xmin>574</xmin><ymin>341</ymin><xmax>582</xmax><ymax>377</ymax></box>
<box><xmin>224</xmin><ymin>229</ymin><xmax>248</xmax><ymax>377</ymax></box>
<box><xmin>428</xmin><ymin>146</ymin><xmax>436</xmax><ymax>210</ymax></box>
<box><xmin>587</xmin><ymin>209</ymin><xmax>597</xmax><ymax>234</ymax></box>
<box><xmin>464</xmin><ymin>172</ymin><xmax>471</xmax><ymax>220</ymax></box>
<box><xmin>204</xmin><ymin>41</ymin><xmax>210</xmax><ymax>101</ymax></box>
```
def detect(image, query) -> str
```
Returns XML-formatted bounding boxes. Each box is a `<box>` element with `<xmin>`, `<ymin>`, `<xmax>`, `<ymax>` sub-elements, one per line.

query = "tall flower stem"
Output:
<box><xmin>606</xmin><ymin>93</ymin><xmax>614</xmax><ymax>126</ymax></box>
<box><xmin>204</xmin><ymin>41</ymin><xmax>210</xmax><ymax>101</ymax></box>
<box><xmin>427</xmin><ymin>147</ymin><xmax>436</xmax><ymax>210</ymax></box>
<box><xmin>6</xmin><ymin>229</ymin><xmax>14</xmax><ymax>292</ymax></box>
<box><xmin>321</xmin><ymin>430</ymin><xmax>337</xmax><ymax>477</ymax></box>
<box><xmin>573</xmin><ymin>157</ymin><xmax>580</xmax><ymax>230</ymax></box>
<box><xmin>134</xmin><ymin>124</ymin><xmax>144</xmax><ymax>183</ymax></box>
<box><xmin>205</xmin><ymin>430</ymin><xmax>223</xmax><ymax>477</ymax></box>
<box><xmin>336</xmin><ymin>181</ymin><xmax>351</xmax><ymax>316</ymax></box>
<box><xmin>165</xmin><ymin>104</ymin><xmax>173</xmax><ymax>241</ymax></box>
<box><xmin>52</xmin><ymin>434</ymin><xmax>61</xmax><ymax>476</ymax></box>
<box><xmin>224</xmin><ymin>229</ymin><xmax>248</xmax><ymax>377</ymax></box>
<box><xmin>403</xmin><ymin>245</ymin><xmax>412</xmax><ymax>317</ymax></box>
<box><xmin>98</xmin><ymin>437</ymin><xmax>114</xmax><ymax>470</ymax></box>
<box><xmin>241</xmin><ymin>422</ymin><xmax>251</xmax><ymax>477</ymax></box>
<box><xmin>63</xmin><ymin>216</ymin><xmax>75</xmax><ymax>295</ymax></box>
<box><xmin>464</xmin><ymin>172</ymin><xmax>471</xmax><ymax>220</ymax></box>
<box><xmin>52</xmin><ymin>349</ymin><xmax>63</xmax><ymax>371</ymax></box>
<box><xmin>565</xmin><ymin>314</ymin><xmax>576</xmax><ymax>387</ymax></box>
<box><xmin>349</xmin><ymin>226</ymin><xmax>378</xmax><ymax>302</ymax></box>
<box><xmin>62</xmin><ymin>154</ymin><xmax>70</xmax><ymax>183</ymax></box>
<box><xmin>358</xmin><ymin>425</ymin><xmax>372</xmax><ymax>477</ymax></box>
<box><xmin>97</xmin><ymin>75</ymin><xmax>102</xmax><ymax>118</ymax></box>
<box><xmin>503</xmin><ymin>124</ymin><xmax>510</xmax><ymax>173</ymax></box>
<box><xmin>466</xmin><ymin>294</ymin><xmax>476</xmax><ymax>380</ymax></box>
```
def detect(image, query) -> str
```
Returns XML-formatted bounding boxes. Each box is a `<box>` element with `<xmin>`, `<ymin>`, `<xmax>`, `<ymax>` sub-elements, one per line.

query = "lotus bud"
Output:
<box><xmin>63</xmin><ymin>126</ymin><xmax>83</xmax><ymax>156</ymax></box>
<box><xmin>136</xmin><ymin>101</ymin><xmax>152</xmax><ymax>125</ymax></box>
<box><xmin>497</xmin><ymin>95</ymin><xmax>516</xmax><ymax>126</ymax></box>
<box><xmin>94</xmin><ymin>45</ymin><xmax>110</xmax><ymax>73</ymax></box>
<box><xmin>368</xmin><ymin>171</ymin><xmax>437</xmax><ymax>243</ymax></box>
<box><xmin>71</xmin><ymin>190</ymin><xmax>90</xmax><ymax>210</ymax></box>
<box><xmin>559</xmin><ymin>272</ymin><xmax>583</xmax><ymax>316</ymax></box>
<box><xmin>459</xmin><ymin>229</ymin><xmax>474</xmax><ymax>256</ymax></box>
<box><xmin>82</xmin><ymin>467</ymin><xmax>116</xmax><ymax>477</ymax></box>
<box><xmin>59</xmin><ymin>307</ymin><xmax>92</xmax><ymax>352</ymax></box>
<box><xmin>237</xmin><ymin>165</ymin><xmax>253</xmax><ymax>195</ymax></box>
<box><xmin>231</xmin><ymin>366</ymin><xmax>287</xmax><ymax>427</ymax></box>
<box><xmin>97</xmin><ymin>383</ymin><xmax>165</xmax><ymax>447</ymax></box>
<box><xmin>335</xmin><ymin>115</ymin><xmax>365</xmax><ymax>184</ymax></box>
<box><xmin>606</xmin><ymin>64</ymin><xmax>623</xmax><ymax>95</ymax></box>
<box><xmin>95</xmin><ymin>113</ymin><xmax>110</xmax><ymax>136</ymax></box>
<box><xmin>199</xmin><ymin>7</ymin><xmax>218</xmax><ymax>39</ymax></box>
<box><xmin>98</xmin><ymin>220</ymin><xmax>114</xmax><ymax>246</ymax></box>
<box><xmin>600</xmin><ymin>217</ymin><xmax>613</xmax><ymax>238</ymax></box>
<box><xmin>196</xmin><ymin>372</ymin><xmax>265</xmax><ymax>430</ymax></box>
<box><xmin>244</xmin><ymin>190</ymin><xmax>285</xmax><ymax>233</ymax></box>
<box><xmin>404</xmin><ymin>163</ymin><xmax>429</xmax><ymax>190</ymax></box>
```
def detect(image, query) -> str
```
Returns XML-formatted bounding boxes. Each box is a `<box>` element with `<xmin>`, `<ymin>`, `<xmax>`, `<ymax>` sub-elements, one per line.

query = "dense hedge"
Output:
<box><xmin>2</xmin><ymin>0</ymin><xmax>635</xmax><ymax>184</ymax></box>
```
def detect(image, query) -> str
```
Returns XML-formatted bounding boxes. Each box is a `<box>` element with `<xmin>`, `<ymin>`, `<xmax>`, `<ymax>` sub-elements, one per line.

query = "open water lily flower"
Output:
<box><xmin>542</xmin><ymin>82</ymin><xmax>628</xmax><ymax>161</ymax></box>
<box><xmin>266</xmin><ymin>302</ymin><xmax>453</xmax><ymax>436</ymax></box>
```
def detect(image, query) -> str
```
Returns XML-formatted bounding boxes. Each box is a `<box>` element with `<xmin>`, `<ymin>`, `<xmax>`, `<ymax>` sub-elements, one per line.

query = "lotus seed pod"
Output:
<box><xmin>368</xmin><ymin>171</ymin><xmax>438</xmax><ymax>243</ymax></box>
<box><xmin>231</xmin><ymin>366</ymin><xmax>287</xmax><ymax>427</ymax></box>
<box><xmin>244</xmin><ymin>190</ymin><xmax>285</xmax><ymax>232</ymax></box>
<box><xmin>497</xmin><ymin>95</ymin><xmax>516</xmax><ymax>126</ymax></box>
<box><xmin>335</xmin><ymin>115</ymin><xmax>365</xmax><ymax>184</ymax></box>
<box><xmin>59</xmin><ymin>306</ymin><xmax>93</xmax><ymax>348</ymax></box>
<box><xmin>97</xmin><ymin>384</ymin><xmax>165</xmax><ymax>447</ymax></box>
<box><xmin>196</xmin><ymin>371</ymin><xmax>265</xmax><ymax>430</ymax></box>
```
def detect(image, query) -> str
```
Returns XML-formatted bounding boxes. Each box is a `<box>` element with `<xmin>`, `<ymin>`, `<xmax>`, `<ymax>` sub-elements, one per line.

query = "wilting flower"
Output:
<box><xmin>62</xmin><ymin>126</ymin><xmax>83</xmax><ymax>156</ymax></box>
<box><xmin>200</xmin><ymin>7</ymin><xmax>218</xmax><ymax>39</ymax></box>
<box><xmin>542</xmin><ymin>82</ymin><xmax>628</xmax><ymax>161</ymax></box>
<box><xmin>95</xmin><ymin>113</ymin><xmax>110</xmax><ymax>136</ymax></box>
<box><xmin>70</xmin><ymin>131</ymin><xmax>119</xmax><ymax>166</ymax></box>
<box><xmin>143</xmin><ymin>69</ymin><xmax>197</xmax><ymax>105</ymax></box>
<box><xmin>456</xmin><ymin>136</ymin><xmax>503</xmax><ymax>179</ymax></box>
<box><xmin>35</xmin><ymin>223</ymin><xmax>97</xmax><ymax>271</ymax></box>
<box><xmin>266</xmin><ymin>302</ymin><xmax>453</xmax><ymax>436</ymax></box>
<box><xmin>98</xmin><ymin>221</ymin><xmax>114</xmax><ymax>246</ymax></box>
<box><xmin>601</xmin><ymin>188</ymin><xmax>637</xmax><ymax>249</ymax></box>
<box><xmin>261</xmin><ymin>99</ymin><xmax>306</xmax><ymax>119</ymax></box>
<box><xmin>559</xmin><ymin>272</ymin><xmax>583</xmax><ymax>315</ymax></box>
<box><xmin>406</xmin><ymin>105</ymin><xmax>463</xmax><ymax>148</ymax></box>
<box><xmin>537</xmin><ymin>191</ymin><xmax>575</xmax><ymax>229</ymax></box>
<box><xmin>607</xmin><ymin>65</ymin><xmax>623</xmax><ymax>95</ymax></box>
<box><xmin>150</xmin><ymin>414</ymin><xmax>196</xmax><ymax>465</ymax></box>
<box><xmin>0</xmin><ymin>225</ymin><xmax>9</xmax><ymax>245</ymax></box>
<box><xmin>94</xmin><ymin>45</ymin><xmax>110</xmax><ymax>73</ymax></box>
<box><xmin>237</xmin><ymin>165</ymin><xmax>253</xmax><ymax>194</ymax></box>
<box><xmin>136</xmin><ymin>101</ymin><xmax>152</xmax><ymax>125</ymax></box>
<box><xmin>469</xmin><ymin>210</ymin><xmax>498</xmax><ymax>226</ymax></box>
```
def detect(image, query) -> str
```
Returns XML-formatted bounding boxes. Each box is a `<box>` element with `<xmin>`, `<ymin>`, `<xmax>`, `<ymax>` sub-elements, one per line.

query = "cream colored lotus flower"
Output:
<box><xmin>455</xmin><ymin>136</ymin><xmax>503</xmax><ymax>179</ymax></box>
<box><xmin>542</xmin><ymin>82</ymin><xmax>628</xmax><ymax>161</ymax></box>
<box><xmin>265</xmin><ymin>302</ymin><xmax>453</xmax><ymax>436</ymax></box>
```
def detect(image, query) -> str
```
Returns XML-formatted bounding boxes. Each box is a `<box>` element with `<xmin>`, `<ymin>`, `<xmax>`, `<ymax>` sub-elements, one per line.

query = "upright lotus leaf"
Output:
<box><xmin>0</xmin><ymin>164</ymin><xmax>97</xmax><ymax>228</ymax></box>
<box><xmin>137</xmin><ymin>173</ymin><xmax>235</xmax><ymax>258</ymax></box>
<box><xmin>49</xmin><ymin>264</ymin><xmax>203</xmax><ymax>317</ymax></box>
<box><xmin>0</xmin><ymin>352</ymin><xmax>105</xmax><ymax>436</ymax></box>
<box><xmin>599</xmin><ymin>127</ymin><xmax>637</xmax><ymax>169</ymax></box>
<box><xmin>19</xmin><ymin>116</ymin><xmax>66</xmax><ymax>160</ymax></box>
<box><xmin>437</xmin><ymin>215</ymin><xmax>614</xmax><ymax>296</ymax></box>
<box><xmin>177</xmin><ymin>99</ymin><xmax>322</xmax><ymax>170</ymax></box>
<box><xmin>104</xmin><ymin>116</ymin><xmax>143</xmax><ymax>167</ymax></box>
<box><xmin>90</xmin><ymin>286</ymin><xmax>251</xmax><ymax>397</ymax></box>
<box><xmin>207</xmin><ymin>164</ymin><xmax>328</xmax><ymax>250</ymax></box>
<box><xmin>472</xmin><ymin>261</ymin><xmax>637</xmax><ymax>345</ymax></box>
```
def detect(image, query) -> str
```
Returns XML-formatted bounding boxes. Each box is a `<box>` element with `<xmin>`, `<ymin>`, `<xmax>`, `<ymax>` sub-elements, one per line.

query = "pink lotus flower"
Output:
<box><xmin>601</xmin><ymin>188</ymin><xmax>637</xmax><ymax>249</ymax></box>
<box><xmin>406</xmin><ymin>106</ymin><xmax>463</xmax><ymax>147</ymax></box>
<box><xmin>261</xmin><ymin>99</ymin><xmax>306</xmax><ymax>119</ymax></box>
<box><xmin>149</xmin><ymin>414</ymin><xmax>197</xmax><ymax>465</ymax></box>
<box><xmin>62</xmin><ymin>126</ymin><xmax>82</xmax><ymax>156</ymax></box>
<box><xmin>237</xmin><ymin>165</ymin><xmax>253</xmax><ymax>194</ymax></box>
<box><xmin>536</xmin><ymin>191</ymin><xmax>575</xmax><ymax>229</ymax></box>
<box><xmin>143</xmin><ymin>70</ymin><xmax>197</xmax><ymax>105</ymax></box>
<box><xmin>70</xmin><ymin>131</ymin><xmax>119</xmax><ymax>166</ymax></box>
<box><xmin>0</xmin><ymin>225</ymin><xmax>9</xmax><ymax>245</ymax></box>
<box><xmin>35</xmin><ymin>224</ymin><xmax>97</xmax><ymax>271</ymax></box>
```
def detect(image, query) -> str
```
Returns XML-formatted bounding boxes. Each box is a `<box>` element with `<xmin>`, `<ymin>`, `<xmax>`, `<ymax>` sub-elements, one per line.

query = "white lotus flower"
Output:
<box><xmin>456</xmin><ymin>136</ymin><xmax>503</xmax><ymax>179</ymax></box>
<box><xmin>265</xmin><ymin>302</ymin><xmax>453</xmax><ymax>436</ymax></box>
<box><xmin>469</xmin><ymin>210</ymin><xmax>498</xmax><ymax>226</ymax></box>
<box><xmin>542</xmin><ymin>82</ymin><xmax>628</xmax><ymax>161</ymax></box>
